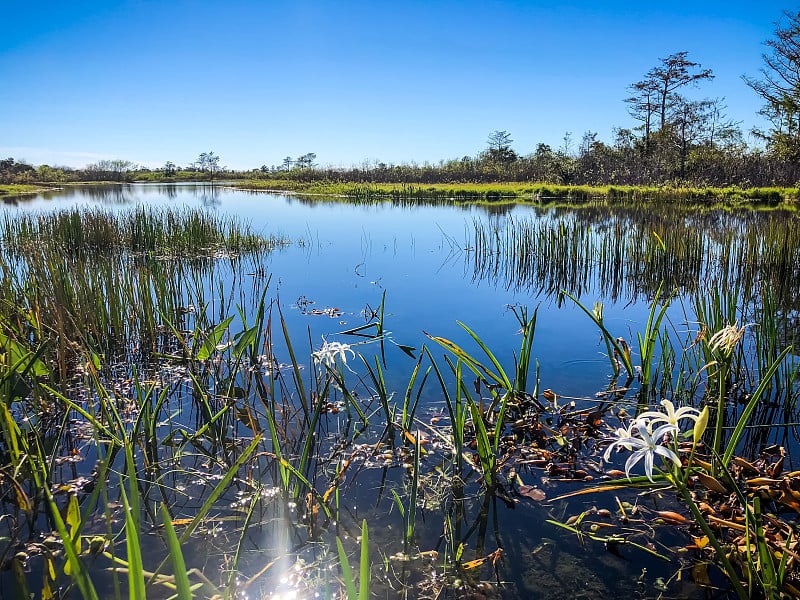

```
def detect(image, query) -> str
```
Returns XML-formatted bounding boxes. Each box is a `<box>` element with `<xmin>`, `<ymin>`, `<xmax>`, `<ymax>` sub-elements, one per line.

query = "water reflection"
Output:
<box><xmin>467</xmin><ymin>206</ymin><xmax>800</xmax><ymax>309</ymax></box>
<box><xmin>239</xmin><ymin>189</ymin><xmax>520</xmax><ymax>216</ymax></box>
<box><xmin>5</xmin><ymin>182</ymin><xmax>237</xmax><ymax>207</ymax></box>
<box><xmin>2</xmin><ymin>186</ymin><xmax>799</xmax><ymax>599</ymax></box>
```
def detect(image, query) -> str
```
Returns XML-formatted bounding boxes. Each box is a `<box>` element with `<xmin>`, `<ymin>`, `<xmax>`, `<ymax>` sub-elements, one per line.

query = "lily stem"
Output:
<box><xmin>670</xmin><ymin>474</ymin><xmax>749</xmax><ymax>600</ymax></box>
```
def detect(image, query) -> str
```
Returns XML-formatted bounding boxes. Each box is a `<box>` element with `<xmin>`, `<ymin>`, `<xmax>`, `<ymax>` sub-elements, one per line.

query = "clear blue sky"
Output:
<box><xmin>0</xmin><ymin>1</ymin><xmax>787</xmax><ymax>170</ymax></box>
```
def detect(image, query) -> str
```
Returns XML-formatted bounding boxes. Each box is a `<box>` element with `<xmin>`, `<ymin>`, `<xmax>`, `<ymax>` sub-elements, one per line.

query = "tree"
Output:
<box><xmin>669</xmin><ymin>96</ymin><xmax>714</xmax><ymax>179</ymax></box>
<box><xmin>744</xmin><ymin>10</ymin><xmax>800</xmax><ymax>160</ymax></box>
<box><xmin>295</xmin><ymin>153</ymin><xmax>317</xmax><ymax>168</ymax></box>
<box><xmin>625</xmin><ymin>79</ymin><xmax>660</xmax><ymax>148</ymax></box>
<box><xmin>0</xmin><ymin>158</ymin><xmax>35</xmax><ymax>183</ymax></box>
<box><xmin>197</xmin><ymin>151</ymin><xmax>220</xmax><ymax>180</ymax></box>
<box><xmin>484</xmin><ymin>130</ymin><xmax>518</xmax><ymax>164</ymax></box>
<box><xmin>163</xmin><ymin>161</ymin><xmax>176</xmax><ymax>177</ymax></box>
<box><xmin>641</xmin><ymin>52</ymin><xmax>715</xmax><ymax>130</ymax></box>
<box><xmin>109</xmin><ymin>159</ymin><xmax>135</xmax><ymax>181</ymax></box>
<box><xmin>555</xmin><ymin>132</ymin><xmax>576</xmax><ymax>184</ymax></box>
<box><xmin>206</xmin><ymin>152</ymin><xmax>220</xmax><ymax>180</ymax></box>
<box><xmin>282</xmin><ymin>156</ymin><xmax>294</xmax><ymax>171</ymax></box>
<box><xmin>36</xmin><ymin>164</ymin><xmax>67</xmax><ymax>183</ymax></box>
<box><xmin>84</xmin><ymin>159</ymin><xmax>135</xmax><ymax>181</ymax></box>
<box><xmin>704</xmin><ymin>98</ymin><xmax>742</xmax><ymax>151</ymax></box>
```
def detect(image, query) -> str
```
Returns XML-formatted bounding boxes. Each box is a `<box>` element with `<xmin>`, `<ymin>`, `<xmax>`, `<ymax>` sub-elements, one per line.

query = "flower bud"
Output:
<box><xmin>693</xmin><ymin>406</ymin><xmax>709</xmax><ymax>444</ymax></box>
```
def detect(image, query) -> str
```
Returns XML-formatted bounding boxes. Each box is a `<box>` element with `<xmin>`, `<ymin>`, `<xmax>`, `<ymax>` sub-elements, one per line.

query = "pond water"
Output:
<box><xmin>7</xmin><ymin>183</ymin><xmax>692</xmax><ymax>395</ymax></box>
<box><xmin>13</xmin><ymin>184</ymin><xmax>800</xmax><ymax>398</ymax></box>
<box><xmin>3</xmin><ymin>183</ymin><xmax>800</xmax><ymax>599</ymax></box>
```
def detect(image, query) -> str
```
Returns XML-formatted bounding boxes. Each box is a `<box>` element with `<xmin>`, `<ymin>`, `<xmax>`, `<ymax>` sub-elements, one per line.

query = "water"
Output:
<box><xmin>3</xmin><ymin>183</ymin><xmax>799</xmax><ymax>599</ymax></box>
<box><xmin>10</xmin><ymin>183</ymin><xmax>643</xmax><ymax>395</ymax></box>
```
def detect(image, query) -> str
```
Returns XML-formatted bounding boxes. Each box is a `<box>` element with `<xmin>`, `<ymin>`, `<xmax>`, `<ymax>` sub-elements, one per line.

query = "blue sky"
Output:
<box><xmin>0</xmin><ymin>1</ymin><xmax>787</xmax><ymax>170</ymax></box>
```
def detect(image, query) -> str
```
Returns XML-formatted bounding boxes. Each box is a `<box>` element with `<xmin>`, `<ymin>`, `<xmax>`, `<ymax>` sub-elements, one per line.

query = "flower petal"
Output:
<box><xmin>651</xmin><ymin>422</ymin><xmax>679</xmax><ymax>441</ymax></box>
<box><xmin>653</xmin><ymin>444</ymin><xmax>681</xmax><ymax>468</ymax></box>
<box><xmin>625</xmin><ymin>448</ymin><xmax>647</xmax><ymax>479</ymax></box>
<box><xmin>643</xmin><ymin>448</ymin><xmax>655</xmax><ymax>481</ymax></box>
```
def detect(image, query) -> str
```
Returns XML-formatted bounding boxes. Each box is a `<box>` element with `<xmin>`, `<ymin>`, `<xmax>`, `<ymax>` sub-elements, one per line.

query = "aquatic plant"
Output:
<box><xmin>4</xmin><ymin>197</ymin><xmax>800</xmax><ymax>599</ymax></box>
<box><xmin>313</xmin><ymin>338</ymin><xmax>356</xmax><ymax>368</ymax></box>
<box><xmin>336</xmin><ymin>520</ymin><xmax>370</xmax><ymax>600</ymax></box>
<box><xmin>603</xmin><ymin>420</ymin><xmax>682</xmax><ymax>481</ymax></box>
<box><xmin>469</xmin><ymin>207</ymin><xmax>800</xmax><ymax>307</ymax></box>
<box><xmin>239</xmin><ymin>179</ymin><xmax>800</xmax><ymax>206</ymax></box>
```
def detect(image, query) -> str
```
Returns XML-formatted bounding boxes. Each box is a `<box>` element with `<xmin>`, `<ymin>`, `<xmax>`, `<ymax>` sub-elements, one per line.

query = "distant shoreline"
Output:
<box><xmin>5</xmin><ymin>180</ymin><xmax>800</xmax><ymax>208</ymax></box>
<box><xmin>235</xmin><ymin>179</ymin><xmax>800</xmax><ymax>207</ymax></box>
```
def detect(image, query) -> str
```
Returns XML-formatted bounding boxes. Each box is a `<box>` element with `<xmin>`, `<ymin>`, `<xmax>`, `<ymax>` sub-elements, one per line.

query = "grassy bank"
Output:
<box><xmin>0</xmin><ymin>183</ymin><xmax>52</xmax><ymax>197</ymax></box>
<box><xmin>236</xmin><ymin>179</ymin><xmax>800</xmax><ymax>206</ymax></box>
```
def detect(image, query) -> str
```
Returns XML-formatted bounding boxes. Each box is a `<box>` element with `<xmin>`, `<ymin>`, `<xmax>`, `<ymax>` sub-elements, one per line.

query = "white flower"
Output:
<box><xmin>604</xmin><ymin>419</ymin><xmax>681</xmax><ymax>482</ymax></box>
<box><xmin>637</xmin><ymin>399</ymin><xmax>701</xmax><ymax>429</ymax></box>
<box><xmin>610</xmin><ymin>420</ymin><xmax>639</xmax><ymax>451</ymax></box>
<box><xmin>312</xmin><ymin>340</ymin><xmax>355</xmax><ymax>368</ymax></box>
<box><xmin>708</xmin><ymin>323</ymin><xmax>749</xmax><ymax>356</ymax></box>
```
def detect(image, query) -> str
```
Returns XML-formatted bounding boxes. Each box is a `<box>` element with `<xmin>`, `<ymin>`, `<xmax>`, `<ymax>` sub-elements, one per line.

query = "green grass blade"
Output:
<box><xmin>120</xmin><ymin>481</ymin><xmax>146</xmax><ymax>600</ymax></box>
<box><xmin>159</xmin><ymin>503</ymin><xmax>193</xmax><ymax>600</ymax></box>
<box><xmin>468</xmin><ymin>397</ymin><xmax>495</xmax><ymax>489</ymax></box>
<box><xmin>147</xmin><ymin>435</ymin><xmax>263</xmax><ymax>591</ymax></box>
<box><xmin>278</xmin><ymin>303</ymin><xmax>309</xmax><ymax>420</ymax></box>
<box><xmin>561</xmin><ymin>290</ymin><xmax>634</xmax><ymax>378</ymax></box>
<box><xmin>456</xmin><ymin>321</ymin><xmax>513</xmax><ymax>390</ymax></box>
<box><xmin>336</xmin><ymin>536</ymin><xmax>358</xmax><ymax>600</ymax></box>
<box><xmin>722</xmin><ymin>345</ymin><xmax>792</xmax><ymax>466</ymax></box>
<box><xmin>122</xmin><ymin>439</ymin><xmax>145</xmax><ymax>600</ymax></box>
<box><xmin>359</xmin><ymin>519</ymin><xmax>370</xmax><ymax>600</ymax></box>
<box><xmin>41</xmin><ymin>384</ymin><xmax>120</xmax><ymax>444</ymax></box>
<box><xmin>43</xmin><ymin>486</ymin><xmax>99</xmax><ymax>600</ymax></box>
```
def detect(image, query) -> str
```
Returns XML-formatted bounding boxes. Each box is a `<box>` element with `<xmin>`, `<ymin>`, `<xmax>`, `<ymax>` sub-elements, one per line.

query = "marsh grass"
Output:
<box><xmin>0</xmin><ymin>184</ymin><xmax>49</xmax><ymax>198</ymax></box>
<box><xmin>1</xmin><ymin>206</ymin><xmax>284</xmax><ymax>257</ymax></box>
<box><xmin>3</xmin><ymin>204</ymin><xmax>800</xmax><ymax>599</ymax></box>
<box><xmin>0</xmin><ymin>207</ymin><xmax>288</xmax><ymax>373</ymax></box>
<box><xmin>3</xmin><ymin>282</ymin><xmax>799</xmax><ymax>599</ymax></box>
<box><xmin>469</xmin><ymin>207</ymin><xmax>800</xmax><ymax>306</ymax></box>
<box><xmin>239</xmin><ymin>179</ymin><xmax>800</xmax><ymax>206</ymax></box>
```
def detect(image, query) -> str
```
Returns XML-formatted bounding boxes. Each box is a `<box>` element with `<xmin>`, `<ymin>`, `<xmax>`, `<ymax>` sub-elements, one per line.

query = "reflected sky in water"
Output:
<box><xmin>7</xmin><ymin>183</ymin><xmax>790</xmax><ymax>403</ymax></box>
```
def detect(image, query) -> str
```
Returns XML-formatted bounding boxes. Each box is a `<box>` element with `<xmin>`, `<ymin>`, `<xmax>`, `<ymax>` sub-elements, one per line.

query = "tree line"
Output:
<box><xmin>3</xmin><ymin>10</ymin><xmax>799</xmax><ymax>188</ymax></box>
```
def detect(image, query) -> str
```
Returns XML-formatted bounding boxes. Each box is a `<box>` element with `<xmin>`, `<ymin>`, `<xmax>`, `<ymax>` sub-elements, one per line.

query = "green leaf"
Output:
<box><xmin>196</xmin><ymin>315</ymin><xmax>235</xmax><ymax>360</ymax></box>
<box><xmin>233</xmin><ymin>325</ymin><xmax>258</xmax><ymax>359</ymax></box>
<box><xmin>722</xmin><ymin>345</ymin><xmax>792</xmax><ymax>467</ymax></box>
<box><xmin>159</xmin><ymin>504</ymin><xmax>193</xmax><ymax>600</ymax></box>
<box><xmin>44</xmin><ymin>487</ymin><xmax>98</xmax><ymax>600</ymax></box>
<box><xmin>121</xmin><ymin>482</ymin><xmax>146</xmax><ymax>600</ymax></box>
<box><xmin>66</xmin><ymin>493</ymin><xmax>81</xmax><ymax>547</ymax></box>
<box><xmin>359</xmin><ymin>520</ymin><xmax>370</xmax><ymax>600</ymax></box>
<box><xmin>336</xmin><ymin>537</ymin><xmax>358</xmax><ymax>600</ymax></box>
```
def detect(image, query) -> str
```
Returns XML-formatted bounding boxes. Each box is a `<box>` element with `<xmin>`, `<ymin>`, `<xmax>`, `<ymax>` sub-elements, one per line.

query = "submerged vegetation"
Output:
<box><xmin>1</xmin><ymin>203</ymin><xmax>800</xmax><ymax>599</ymax></box>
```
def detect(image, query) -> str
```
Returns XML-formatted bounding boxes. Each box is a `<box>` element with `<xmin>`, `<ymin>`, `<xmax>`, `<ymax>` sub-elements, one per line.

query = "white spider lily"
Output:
<box><xmin>637</xmin><ymin>399</ymin><xmax>701</xmax><ymax>429</ymax></box>
<box><xmin>604</xmin><ymin>419</ymin><xmax>681</xmax><ymax>482</ymax></box>
<box><xmin>312</xmin><ymin>340</ymin><xmax>355</xmax><ymax>368</ymax></box>
<box><xmin>708</xmin><ymin>323</ymin><xmax>749</xmax><ymax>356</ymax></box>
<box><xmin>610</xmin><ymin>420</ymin><xmax>639</xmax><ymax>451</ymax></box>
